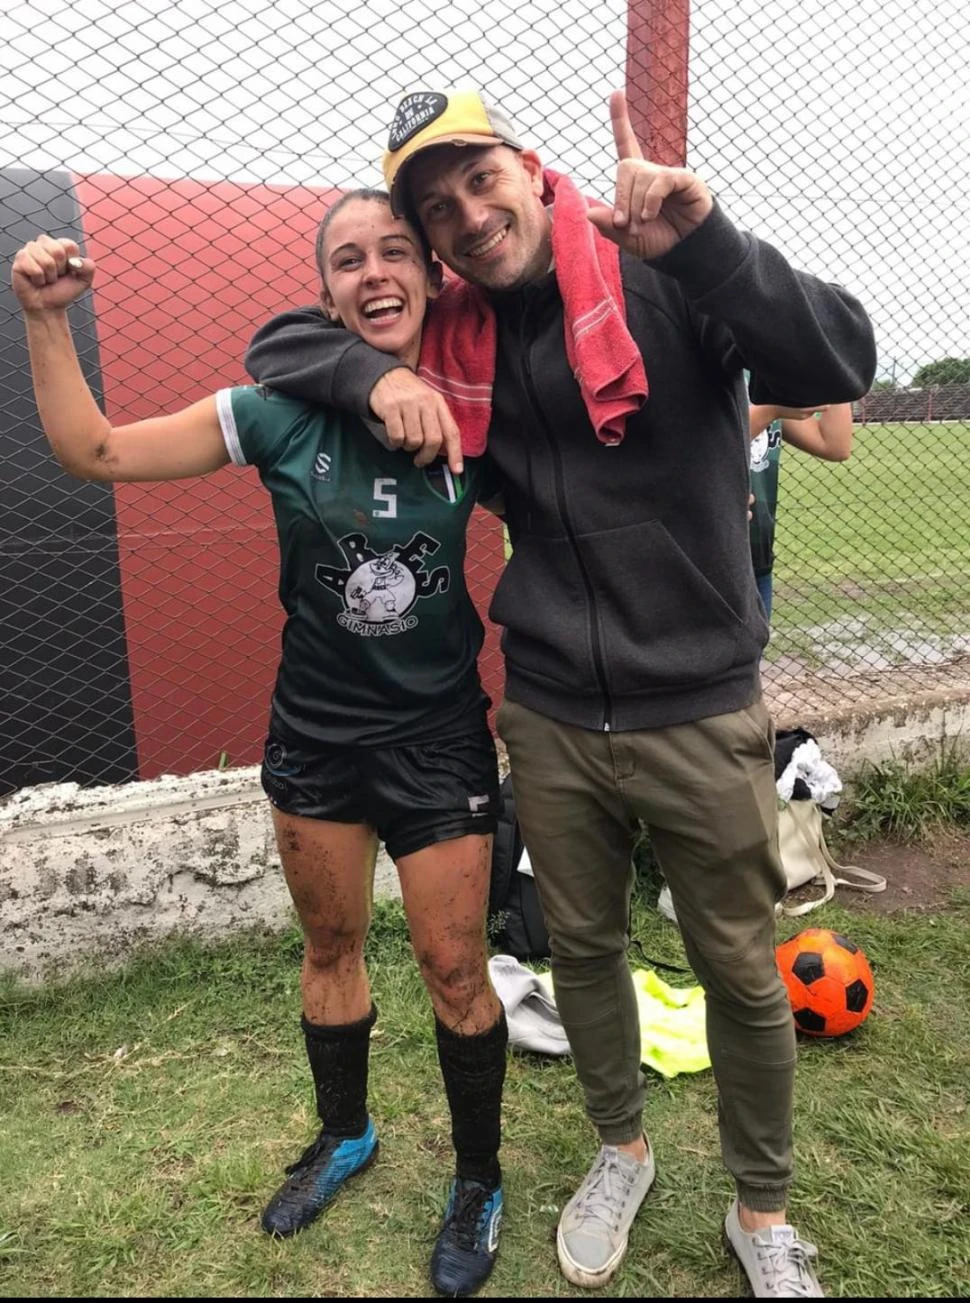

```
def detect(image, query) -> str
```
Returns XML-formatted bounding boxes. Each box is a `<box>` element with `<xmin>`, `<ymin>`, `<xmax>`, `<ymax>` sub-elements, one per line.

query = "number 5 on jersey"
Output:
<box><xmin>373</xmin><ymin>477</ymin><xmax>397</xmax><ymax>518</ymax></box>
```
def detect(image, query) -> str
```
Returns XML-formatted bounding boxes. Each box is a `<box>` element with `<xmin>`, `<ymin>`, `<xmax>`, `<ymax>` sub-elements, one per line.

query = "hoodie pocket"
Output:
<box><xmin>489</xmin><ymin>534</ymin><xmax>599</xmax><ymax>691</ymax></box>
<box><xmin>575</xmin><ymin>519</ymin><xmax>748</xmax><ymax>694</ymax></box>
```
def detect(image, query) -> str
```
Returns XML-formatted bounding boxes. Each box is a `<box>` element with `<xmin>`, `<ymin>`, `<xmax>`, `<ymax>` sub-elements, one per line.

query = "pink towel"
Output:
<box><xmin>416</xmin><ymin>169</ymin><xmax>648</xmax><ymax>456</ymax></box>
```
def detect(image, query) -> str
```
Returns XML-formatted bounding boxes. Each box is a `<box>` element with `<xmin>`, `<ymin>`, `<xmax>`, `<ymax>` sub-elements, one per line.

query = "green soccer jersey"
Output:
<box><xmin>749</xmin><ymin>417</ymin><xmax>783</xmax><ymax>579</ymax></box>
<box><xmin>217</xmin><ymin>385</ymin><xmax>490</xmax><ymax>747</ymax></box>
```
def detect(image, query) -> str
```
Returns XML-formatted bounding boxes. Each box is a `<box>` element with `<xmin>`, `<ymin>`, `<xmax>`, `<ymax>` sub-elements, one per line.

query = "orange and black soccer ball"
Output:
<box><xmin>776</xmin><ymin>927</ymin><xmax>874</xmax><ymax>1037</ymax></box>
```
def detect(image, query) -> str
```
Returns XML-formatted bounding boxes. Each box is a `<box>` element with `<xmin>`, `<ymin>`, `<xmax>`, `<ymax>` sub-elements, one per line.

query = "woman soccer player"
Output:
<box><xmin>11</xmin><ymin>191</ymin><xmax>506</xmax><ymax>1298</ymax></box>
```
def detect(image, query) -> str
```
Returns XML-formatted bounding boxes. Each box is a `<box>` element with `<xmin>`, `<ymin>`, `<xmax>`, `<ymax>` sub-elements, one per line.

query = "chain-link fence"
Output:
<box><xmin>1</xmin><ymin>0</ymin><xmax>968</xmax><ymax>796</ymax></box>
<box><xmin>690</xmin><ymin>0</ymin><xmax>970</xmax><ymax>721</ymax></box>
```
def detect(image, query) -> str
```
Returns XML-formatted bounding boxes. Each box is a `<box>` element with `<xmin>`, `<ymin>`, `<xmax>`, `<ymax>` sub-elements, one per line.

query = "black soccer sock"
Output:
<box><xmin>434</xmin><ymin>1010</ymin><xmax>508</xmax><ymax>1189</ymax></box>
<box><xmin>301</xmin><ymin>1004</ymin><xmax>377</xmax><ymax>1139</ymax></box>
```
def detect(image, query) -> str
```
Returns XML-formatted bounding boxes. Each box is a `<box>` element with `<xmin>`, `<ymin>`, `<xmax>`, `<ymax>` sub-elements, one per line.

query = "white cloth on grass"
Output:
<box><xmin>488</xmin><ymin>953</ymin><xmax>571</xmax><ymax>1057</ymax></box>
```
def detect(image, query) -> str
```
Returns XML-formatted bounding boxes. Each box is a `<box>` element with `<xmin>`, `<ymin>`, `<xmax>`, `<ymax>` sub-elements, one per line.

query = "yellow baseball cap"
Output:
<box><xmin>382</xmin><ymin>88</ymin><xmax>524</xmax><ymax>216</ymax></box>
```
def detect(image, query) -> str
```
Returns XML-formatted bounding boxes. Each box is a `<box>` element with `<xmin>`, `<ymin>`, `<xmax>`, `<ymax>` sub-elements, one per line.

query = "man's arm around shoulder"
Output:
<box><xmin>245</xmin><ymin>307</ymin><xmax>464</xmax><ymax>472</ymax></box>
<box><xmin>245</xmin><ymin>306</ymin><xmax>404</xmax><ymax>418</ymax></box>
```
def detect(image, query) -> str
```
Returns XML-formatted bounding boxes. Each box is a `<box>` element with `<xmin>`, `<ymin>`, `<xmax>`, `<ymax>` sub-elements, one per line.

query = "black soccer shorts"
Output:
<box><xmin>260</xmin><ymin>722</ymin><xmax>500</xmax><ymax>861</ymax></box>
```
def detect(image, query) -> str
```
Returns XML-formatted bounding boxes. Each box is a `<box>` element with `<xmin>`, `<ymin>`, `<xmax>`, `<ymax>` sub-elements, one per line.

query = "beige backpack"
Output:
<box><xmin>778</xmin><ymin>798</ymin><xmax>887</xmax><ymax>917</ymax></box>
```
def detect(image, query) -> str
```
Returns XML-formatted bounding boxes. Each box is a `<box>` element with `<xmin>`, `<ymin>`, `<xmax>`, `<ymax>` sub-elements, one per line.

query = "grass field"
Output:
<box><xmin>504</xmin><ymin>422</ymin><xmax>970</xmax><ymax>674</ymax></box>
<box><xmin>2</xmin><ymin>873</ymin><xmax>968</xmax><ymax>1299</ymax></box>
<box><xmin>770</xmin><ymin>421</ymin><xmax>970</xmax><ymax>669</ymax></box>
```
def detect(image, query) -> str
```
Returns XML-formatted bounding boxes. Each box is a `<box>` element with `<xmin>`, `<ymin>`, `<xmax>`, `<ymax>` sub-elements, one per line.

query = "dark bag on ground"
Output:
<box><xmin>487</xmin><ymin>774</ymin><xmax>550</xmax><ymax>961</ymax></box>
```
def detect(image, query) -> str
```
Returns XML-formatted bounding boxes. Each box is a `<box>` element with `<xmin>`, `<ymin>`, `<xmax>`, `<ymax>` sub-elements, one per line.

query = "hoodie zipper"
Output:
<box><xmin>517</xmin><ymin>294</ymin><xmax>613</xmax><ymax>731</ymax></box>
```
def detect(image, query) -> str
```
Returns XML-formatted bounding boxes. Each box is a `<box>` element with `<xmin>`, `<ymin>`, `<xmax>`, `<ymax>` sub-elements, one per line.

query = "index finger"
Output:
<box><xmin>439</xmin><ymin>412</ymin><xmax>463</xmax><ymax>476</ymax></box>
<box><xmin>609</xmin><ymin>90</ymin><xmax>643</xmax><ymax>162</ymax></box>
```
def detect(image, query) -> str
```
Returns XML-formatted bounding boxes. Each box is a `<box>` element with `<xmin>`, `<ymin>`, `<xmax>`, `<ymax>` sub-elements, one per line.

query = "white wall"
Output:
<box><xmin>3</xmin><ymin>690</ymin><xmax>968</xmax><ymax>982</ymax></box>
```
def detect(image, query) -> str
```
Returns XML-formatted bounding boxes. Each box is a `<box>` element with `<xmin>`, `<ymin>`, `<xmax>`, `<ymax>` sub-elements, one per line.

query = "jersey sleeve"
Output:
<box><xmin>215</xmin><ymin>385</ymin><xmax>308</xmax><ymax>469</ymax></box>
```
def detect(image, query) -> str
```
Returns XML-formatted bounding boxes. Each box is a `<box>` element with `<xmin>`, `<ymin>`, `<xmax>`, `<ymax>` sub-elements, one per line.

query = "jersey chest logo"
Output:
<box><xmin>750</xmin><ymin>422</ymin><xmax>782</xmax><ymax>474</ymax></box>
<box><xmin>314</xmin><ymin>530</ymin><xmax>449</xmax><ymax>636</ymax></box>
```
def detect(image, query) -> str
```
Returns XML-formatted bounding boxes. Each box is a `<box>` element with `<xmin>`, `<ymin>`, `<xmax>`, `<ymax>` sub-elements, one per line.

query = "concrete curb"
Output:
<box><xmin>3</xmin><ymin>689</ymin><xmax>967</xmax><ymax>982</ymax></box>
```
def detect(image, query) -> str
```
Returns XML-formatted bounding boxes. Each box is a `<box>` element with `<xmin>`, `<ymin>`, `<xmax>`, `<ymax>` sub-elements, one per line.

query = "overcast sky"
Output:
<box><xmin>2</xmin><ymin>0</ymin><xmax>967</xmax><ymax>382</ymax></box>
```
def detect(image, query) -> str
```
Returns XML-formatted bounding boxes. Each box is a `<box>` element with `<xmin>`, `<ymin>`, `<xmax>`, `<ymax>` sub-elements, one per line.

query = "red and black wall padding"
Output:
<box><xmin>1</xmin><ymin>167</ymin><xmax>138</xmax><ymax>795</ymax></box>
<box><xmin>0</xmin><ymin>167</ymin><xmax>504</xmax><ymax>794</ymax></box>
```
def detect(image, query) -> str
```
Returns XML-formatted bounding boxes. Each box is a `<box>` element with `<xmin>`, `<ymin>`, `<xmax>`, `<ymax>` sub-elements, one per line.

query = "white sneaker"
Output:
<box><xmin>724</xmin><ymin>1198</ymin><xmax>824</xmax><ymax>1297</ymax></box>
<box><xmin>556</xmin><ymin>1142</ymin><xmax>655</xmax><ymax>1288</ymax></box>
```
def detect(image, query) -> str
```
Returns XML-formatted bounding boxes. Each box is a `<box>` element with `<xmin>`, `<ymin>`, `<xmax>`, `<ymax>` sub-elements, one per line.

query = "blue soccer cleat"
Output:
<box><xmin>260</xmin><ymin>1119</ymin><xmax>378</xmax><ymax>1238</ymax></box>
<box><xmin>430</xmin><ymin>1176</ymin><xmax>504</xmax><ymax>1296</ymax></box>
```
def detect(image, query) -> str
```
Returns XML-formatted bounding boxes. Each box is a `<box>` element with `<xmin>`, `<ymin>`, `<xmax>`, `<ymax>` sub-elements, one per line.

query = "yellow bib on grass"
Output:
<box><xmin>536</xmin><ymin>967</ymin><xmax>710</xmax><ymax>1078</ymax></box>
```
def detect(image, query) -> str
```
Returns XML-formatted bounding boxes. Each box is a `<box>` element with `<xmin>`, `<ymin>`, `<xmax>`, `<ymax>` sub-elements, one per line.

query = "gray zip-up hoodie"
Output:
<box><xmin>246</xmin><ymin>203</ymin><xmax>876</xmax><ymax>733</ymax></box>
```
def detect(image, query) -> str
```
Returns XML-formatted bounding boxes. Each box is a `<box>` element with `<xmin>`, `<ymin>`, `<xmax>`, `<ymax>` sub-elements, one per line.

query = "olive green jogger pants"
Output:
<box><xmin>496</xmin><ymin>696</ymin><xmax>796</xmax><ymax>1213</ymax></box>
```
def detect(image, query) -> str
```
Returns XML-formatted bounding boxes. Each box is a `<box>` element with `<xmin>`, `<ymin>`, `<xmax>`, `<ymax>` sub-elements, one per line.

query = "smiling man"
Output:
<box><xmin>246</xmin><ymin>87</ymin><xmax>876</xmax><ymax>1298</ymax></box>
<box><xmin>389</xmin><ymin>92</ymin><xmax>552</xmax><ymax>292</ymax></box>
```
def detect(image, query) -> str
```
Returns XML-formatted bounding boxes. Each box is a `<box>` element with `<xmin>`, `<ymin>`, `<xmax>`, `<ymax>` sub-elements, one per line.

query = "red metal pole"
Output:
<box><xmin>625</xmin><ymin>0</ymin><xmax>691</xmax><ymax>167</ymax></box>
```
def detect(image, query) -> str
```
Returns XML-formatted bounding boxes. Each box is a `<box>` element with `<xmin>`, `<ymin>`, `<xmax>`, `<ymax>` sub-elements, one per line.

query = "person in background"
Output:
<box><xmin>10</xmin><ymin>194</ymin><xmax>508</xmax><ymax>1299</ymax></box>
<box><xmin>749</xmin><ymin>402</ymin><xmax>854</xmax><ymax>620</ymax></box>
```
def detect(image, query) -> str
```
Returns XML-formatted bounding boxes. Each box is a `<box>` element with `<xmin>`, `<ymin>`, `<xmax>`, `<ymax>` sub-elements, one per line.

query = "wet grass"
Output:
<box><xmin>768</xmin><ymin>421</ymin><xmax>970</xmax><ymax>668</ymax></box>
<box><xmin>843</xmin><ymin>743</ymin><xmax>970</xmax><ymax>842</ymax></box>
<box><xmin>1</xmin><ymin>873</ymin><xmax>968</xmax><ymax>1298</ymax></box>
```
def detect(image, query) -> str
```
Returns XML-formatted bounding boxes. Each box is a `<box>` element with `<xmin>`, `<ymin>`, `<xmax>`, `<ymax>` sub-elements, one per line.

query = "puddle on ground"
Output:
<box><xmin>766</xmin><ymin>616</ymin><xmax>970</xmax><ymax>676</ymax></box>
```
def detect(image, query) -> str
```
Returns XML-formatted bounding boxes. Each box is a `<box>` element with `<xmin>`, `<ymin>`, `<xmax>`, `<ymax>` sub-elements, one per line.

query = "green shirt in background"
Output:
<box><xmin>748</xmin><ymin>417</ymin><xmax>783</xmax><ymax>579</ymax></box>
